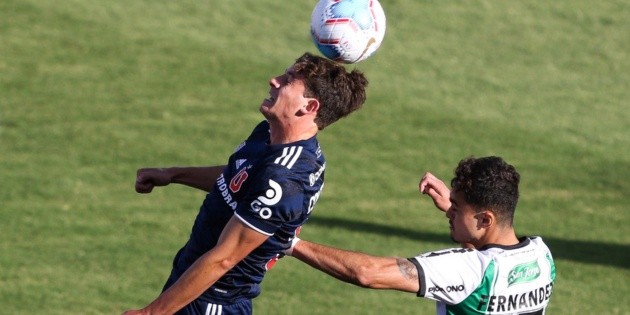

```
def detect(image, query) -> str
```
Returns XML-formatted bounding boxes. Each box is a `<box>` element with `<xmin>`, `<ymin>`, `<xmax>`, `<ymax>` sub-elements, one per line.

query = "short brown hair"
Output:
<box><xmin>292</xmin><ymin>53</ymin><xmax>368</xmax><ymax>130</ymax></box>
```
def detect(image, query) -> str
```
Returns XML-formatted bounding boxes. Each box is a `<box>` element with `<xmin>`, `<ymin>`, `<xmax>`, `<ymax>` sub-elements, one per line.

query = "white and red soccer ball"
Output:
<box><xmin>310</xmin><ymin>0</ymin><xmax>386</xmax><ymax>64</ymax></box>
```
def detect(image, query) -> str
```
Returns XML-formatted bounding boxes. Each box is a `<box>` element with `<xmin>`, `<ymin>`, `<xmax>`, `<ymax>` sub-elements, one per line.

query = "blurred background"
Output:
<box><xmin>1</xmin><ymin>0</ymin><xmax>628</xmax><ymax>313</ymax></box>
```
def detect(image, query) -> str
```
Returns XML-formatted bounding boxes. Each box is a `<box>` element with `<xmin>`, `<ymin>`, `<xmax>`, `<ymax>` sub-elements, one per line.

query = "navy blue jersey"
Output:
<box><xmin>166</xmin><ymin>121</ymin><xmax>326</xmax><ymax>304</ymax></box>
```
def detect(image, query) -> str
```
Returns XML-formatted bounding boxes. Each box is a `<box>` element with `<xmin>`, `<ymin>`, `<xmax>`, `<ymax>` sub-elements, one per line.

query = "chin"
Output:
<box><xmin>259</xmin><ymin>105</ymin><xmax>271</xmax><ymax>116</ymax></box>
<box><xmin>450</xmin><ymin>236</ymin><xmax>459</xmax><ymax>244</ymax></box>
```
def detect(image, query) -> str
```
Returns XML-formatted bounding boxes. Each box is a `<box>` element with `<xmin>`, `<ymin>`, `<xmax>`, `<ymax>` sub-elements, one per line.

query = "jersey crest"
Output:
<box><xmin>230</xmin><ymin>167</ymin><xmax>249</xmax><ymax>193</ymax></box>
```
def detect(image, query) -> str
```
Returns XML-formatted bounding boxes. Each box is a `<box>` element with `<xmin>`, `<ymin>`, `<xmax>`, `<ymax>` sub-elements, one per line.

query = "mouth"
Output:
<box><xmin>263</xmin><ymin>91</ymin><xmax>276</xmax><ymax>105</ymax></box>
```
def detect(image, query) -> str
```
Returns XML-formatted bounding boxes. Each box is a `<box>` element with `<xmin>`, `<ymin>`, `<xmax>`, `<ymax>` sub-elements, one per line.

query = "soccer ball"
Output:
<box><xmin>310</xmin><ymin>0</ymin><xmax>386</xmax><ymax>64</ymax></box>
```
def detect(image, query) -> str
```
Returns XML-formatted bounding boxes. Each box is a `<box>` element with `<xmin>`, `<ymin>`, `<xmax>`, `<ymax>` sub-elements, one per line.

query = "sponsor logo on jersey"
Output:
<box><xmin>274</xmin><ymin>146</ymin><xmax>303</xmax><ymax>169</ymax></box>
<box><xmin>428</xmin><ymin>284</ymin><xmax>465</xmax><ymax>293</ymax></box>
<box><xmin>307</xmin><ymin>183</ymin><xmax>324</xmax><ymax>214</ymax></box>
<box><xmin>508</xmin><ymin>260</ymin><xmax>541</xmax><ymax>287</ymax></box>
<box><xmin>235</xmin><ymin>158</ymin><xmax>247</xmax><ymax>169</ymax></box>
<box><xmin>216</xmin><ymin>174</ymin><xmax>238</xmax><ymax>210</ymax></box>
<box><xmin>477</xmin><ymin>281</ymin><xmax>553</xmax><ymax>313</ymax></box>
<box><xmin>309</xmin><ymin>162</ymin><xmax>326</xmax><ymax>186</ymax></box>
<box><xmin>250</xmin><ymin>179</ymin><xmax>282</xmax><ymax>219</ymax></box>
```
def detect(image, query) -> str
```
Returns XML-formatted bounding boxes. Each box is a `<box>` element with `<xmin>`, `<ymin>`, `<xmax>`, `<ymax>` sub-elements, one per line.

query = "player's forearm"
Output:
<box><xmin>142</xmin><ymin>217</ymin><xmax>266</xmax><ymax>314</ymax></box>
<box><xmin>143</xmin><ymin>253</ymin><xmax>231</xmax><ymax>314</ymax></box>
<box><xmin>293</xmin><ymin>240</ymin><xmax>420</xmax><ymax>292</ymax></box>
<box><xmin>168</xmin><ymin>166</ymin><xmax>225</xmax><ymax>192</ymax></box>
<box><xmin>292</xmin><ymin>240</ymin><xmax>375</xmax><ymax>287</ymax></box>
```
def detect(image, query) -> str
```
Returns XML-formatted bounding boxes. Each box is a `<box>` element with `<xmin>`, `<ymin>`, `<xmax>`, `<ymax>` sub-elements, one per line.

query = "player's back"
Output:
<box><xmin>471</xmin><ymin>237</ymin><xmax>556</xmax><ymax>314</ymax></box>
<box><xmin>414</xmin><ymin>236</ymin><xmax>556</xmax><ymax>315</ymax></box>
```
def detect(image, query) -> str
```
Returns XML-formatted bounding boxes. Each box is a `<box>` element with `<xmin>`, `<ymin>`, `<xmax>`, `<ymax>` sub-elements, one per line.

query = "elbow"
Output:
<box><xmin>353</xmin><ymin>263</ymin><xmax>381</xmax><ymax>289</ymax></box>
<box><xmin>216</xmin><ymin>257</ymin><xmax>240</xmax><ymax>272</ymax></box>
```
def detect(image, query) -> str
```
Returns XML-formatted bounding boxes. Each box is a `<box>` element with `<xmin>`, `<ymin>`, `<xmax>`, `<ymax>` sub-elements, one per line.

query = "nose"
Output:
<box><xmin>269</xmin><ymin>76</ymin><xmax>281</xmax><ymax>88</ymax></box>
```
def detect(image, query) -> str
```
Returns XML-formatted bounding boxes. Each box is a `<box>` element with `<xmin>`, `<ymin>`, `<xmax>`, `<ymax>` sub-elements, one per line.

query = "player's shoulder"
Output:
<box><xmin>412</xmin><ymin>247</ymin><xmax>490</xmax><ymax>274</ymax></box>
<box><xmin>525</xmin><ymin>236</ymin><xmax>554</xmax><ymax>257</ymax></box>
<box><xmin>415</xmin><ymin>247</ymin><xmax>483</xmax><ymax>264</ymax></box>
<box><xmin>514</xmin><ymin>236</ymin><xmax>552</xmax><ymax>253</ymax></box>
<box><xmin>252</xmin><ymin>146</ymin><xmax>324</xmax><ymax>197</ymax></box>
<box><xmin>526</xmin><ymin>235</ymin><xmax>548</xmax><ymax>246</ymax></box>
<box><xmin>419</xmin><ymin>247</ymin><xmax>476</xmax><ymax>258</ymax></box>
<box><xmin>477</xmin><ymin>237</ymin><xmax>553</xmax><ymax>265</ymax></box>
<box><xmin>246</xmin><ymin>120</ymin><xmax>271</xmax><ymax>140</ymax></box>
<box><xmin>253</xmin><ymin>120</ymin><xmax>270</xmax><ymax>133</ymax></box>
<box><xmin>265</xmin><ymin>140</ymin><xmax>324</xmax><ymax>171</ymax></box>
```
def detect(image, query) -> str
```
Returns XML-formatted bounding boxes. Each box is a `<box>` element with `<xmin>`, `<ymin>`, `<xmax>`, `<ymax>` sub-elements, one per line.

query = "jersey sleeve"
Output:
<box><xmin>410</xmin><ymin>248</ymin><xmax>487</xmax><ymax>305</ymax></box>
<box><xmin>234</xmin><ymin>165</ymin><xmax>305</xmax><ymax>236</ymax></box>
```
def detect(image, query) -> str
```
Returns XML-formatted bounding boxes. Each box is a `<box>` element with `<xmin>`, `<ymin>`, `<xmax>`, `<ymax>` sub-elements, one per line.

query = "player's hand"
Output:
<box><xmin>419</xmin><ymin>172</ymin><xmax>451</xmax><ymax>212</ymax></box>
<box><xmin>121</xmin><ymin>309</ymin><xmax>146</xmax><ymax>315</ymax></box>
<box><xmin>135</xmin><ymin>168</ymin><xmax>172</xmax><ymax>193</ymax></box>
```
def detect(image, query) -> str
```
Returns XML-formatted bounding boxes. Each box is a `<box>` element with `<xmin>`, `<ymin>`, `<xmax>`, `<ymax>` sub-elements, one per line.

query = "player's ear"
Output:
<box><xmin>477</xmin><ymin>211</ymin><xmax>494</xmax><ymax>229</ymax></box>
<box><xmin>303</xmin><ymin>99</ymin><xmax>320</xmax><ymax>114</ymax></box>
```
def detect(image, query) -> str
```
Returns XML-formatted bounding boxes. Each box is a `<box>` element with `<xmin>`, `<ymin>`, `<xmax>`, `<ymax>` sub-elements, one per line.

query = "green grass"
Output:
<box><xmin>1</xmin><ymin>0</ymin><xmax>628</xmax><ymax>314</ymax></box>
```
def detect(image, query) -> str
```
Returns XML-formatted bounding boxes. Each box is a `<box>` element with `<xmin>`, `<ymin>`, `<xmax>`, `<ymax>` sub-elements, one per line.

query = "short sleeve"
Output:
<box><xmin>410</xmin><ymin>248</ymin><xmax>486</xmax><ymax>304</ymax></box>
<box><xmin>234</xmin><ymin>166</ymin><xmax>305</xmax><ymax>236</ymax></box>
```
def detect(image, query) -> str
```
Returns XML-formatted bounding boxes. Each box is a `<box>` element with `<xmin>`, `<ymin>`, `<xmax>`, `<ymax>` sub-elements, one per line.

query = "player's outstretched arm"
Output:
<box><xmin>289</xmin><ymin>239</ymin><xmax>419</xmax><ymax>293</ymax></box>
<box><xmin>419</xmin><ymin>172</ymin><xmax>451</xmax><ymax>212</ymax></box>
<box><xmin>135</xmin><ymin>165</ymin><xmax>226</xmax><ymax>193</ymax></box>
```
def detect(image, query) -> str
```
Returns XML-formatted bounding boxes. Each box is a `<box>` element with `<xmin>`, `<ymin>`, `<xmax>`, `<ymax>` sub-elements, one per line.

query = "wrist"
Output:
<box><xmin>285</xmin><ymin>237</ymin><xmax>301</xmax><ymax>256</ymax></box>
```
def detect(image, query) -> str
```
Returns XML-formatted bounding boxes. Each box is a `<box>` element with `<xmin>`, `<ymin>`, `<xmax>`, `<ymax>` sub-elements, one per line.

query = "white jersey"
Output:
<box><xmin>409</xmin><ymin>237</ymin><xmax>556</xmax><ymax>315</ymax></box>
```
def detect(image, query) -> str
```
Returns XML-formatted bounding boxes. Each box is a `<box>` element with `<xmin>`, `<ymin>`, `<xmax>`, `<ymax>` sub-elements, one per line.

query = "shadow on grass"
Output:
<box><xmin>307</xmin><ymin>216</ymin><xmax>630</xmax><ymax>270</ymax></box>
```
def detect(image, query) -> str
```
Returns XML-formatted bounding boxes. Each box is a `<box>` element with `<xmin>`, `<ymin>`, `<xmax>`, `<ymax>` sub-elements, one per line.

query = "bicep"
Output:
<box><xmin>212</xmin><ymin>216</ymin><xmax>270</xmax><ymax>265</ymax></box>
<box><xmin>364</xmin><ymin>257</ymin><xmax>420</xmax><ymax>293</ymax></box>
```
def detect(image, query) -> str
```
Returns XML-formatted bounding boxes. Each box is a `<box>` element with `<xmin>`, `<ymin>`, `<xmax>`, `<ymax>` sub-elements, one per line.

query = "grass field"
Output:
<box><xmin>1</xmin><ymin>0</ymin><xmax>628</xmax><ymax>314</ymax></box>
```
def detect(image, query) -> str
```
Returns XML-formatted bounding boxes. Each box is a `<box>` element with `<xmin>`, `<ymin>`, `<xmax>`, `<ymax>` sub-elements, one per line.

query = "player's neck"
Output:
<box><xmin>477</xmin><ymin>226</ymin><xmax>519</xmax><ymax>248</ymax></box>
<box><xmin>268</xmin><ymin>122</ymin><xmax>318</xmax><ymax>145</ymax></box>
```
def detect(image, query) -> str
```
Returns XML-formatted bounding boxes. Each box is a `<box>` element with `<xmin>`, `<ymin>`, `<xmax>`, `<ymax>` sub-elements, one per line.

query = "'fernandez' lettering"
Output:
<box><xmin>478</xmin><ymin>282</ymin><xmax>554</xmax><ymax>312</ymax></box>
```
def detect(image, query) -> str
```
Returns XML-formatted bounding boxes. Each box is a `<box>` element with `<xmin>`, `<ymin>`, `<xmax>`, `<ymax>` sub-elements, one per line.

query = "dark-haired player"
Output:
<box><xmin>286</xmin><ymin>156</ymin><xmax>556</xmax><ymax>315</ymax></box>
<box><xmin>122</xmin><ymin>52</ymin><xmax>369</xmax><ymax>315</ymax></box>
